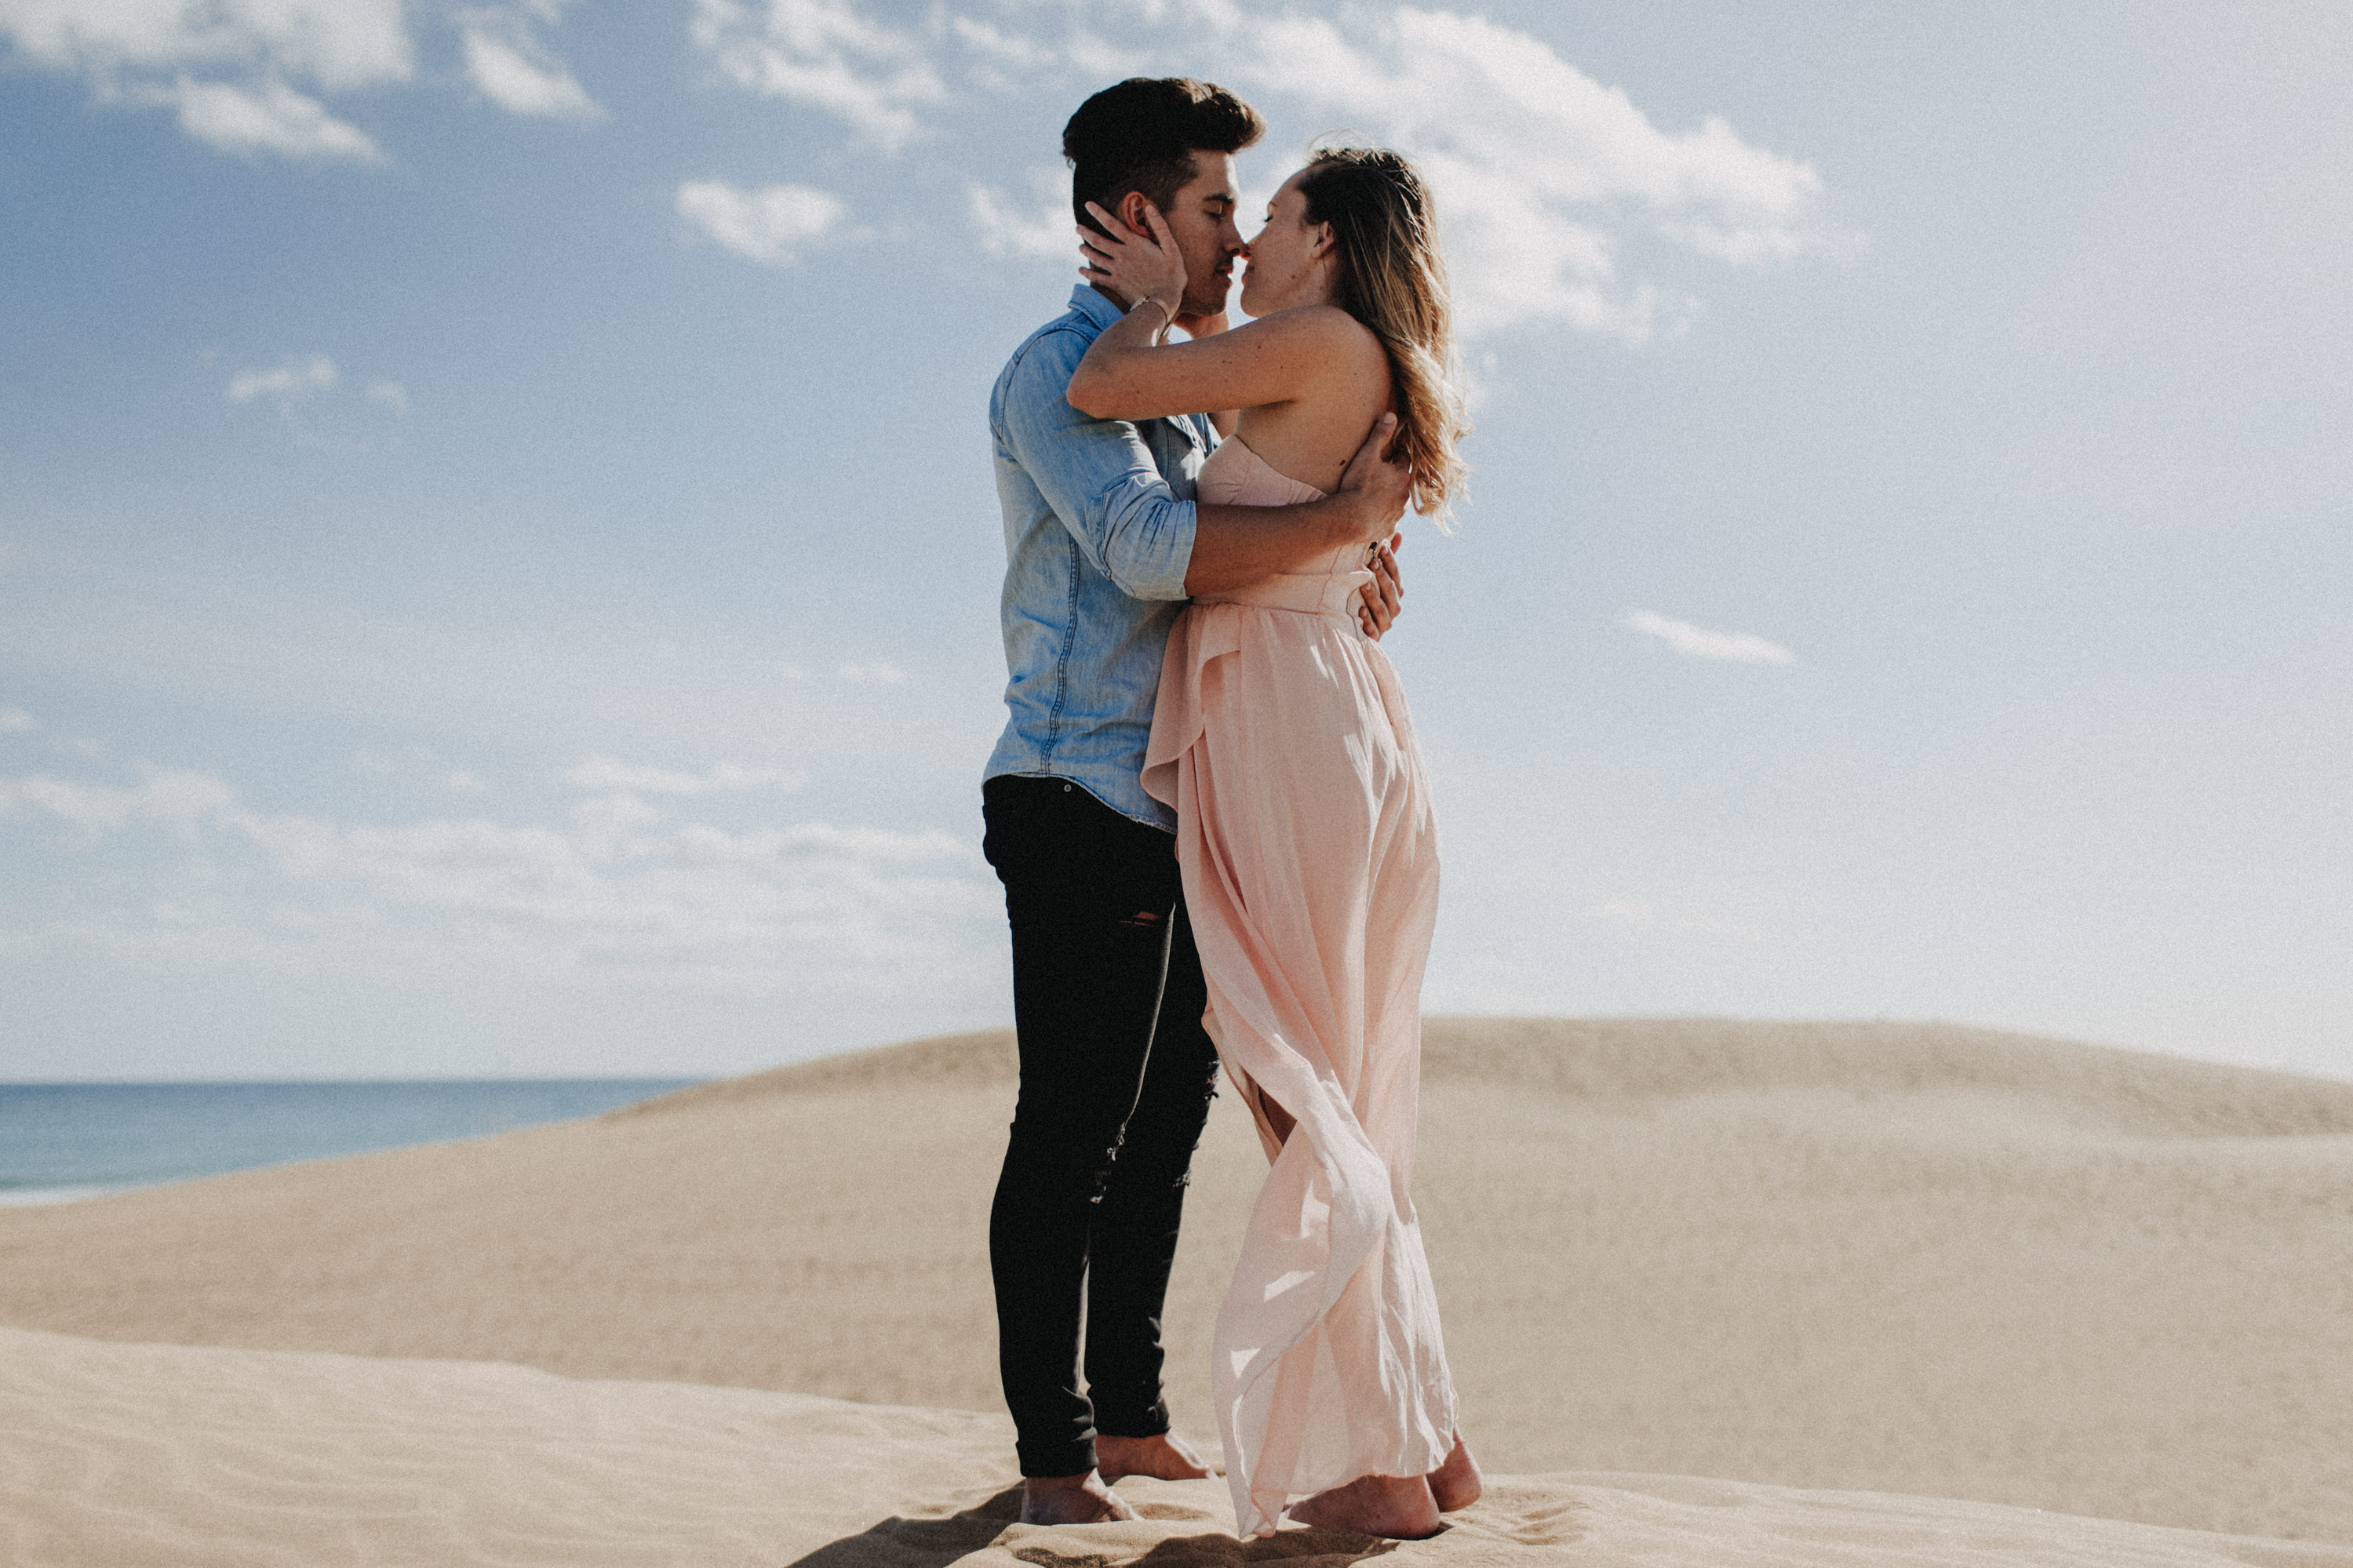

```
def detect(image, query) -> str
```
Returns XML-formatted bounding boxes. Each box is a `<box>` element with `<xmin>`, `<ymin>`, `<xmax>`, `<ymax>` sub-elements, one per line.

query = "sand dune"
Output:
<box><xmin>4</xmin><ymin>1018</ymin><xmax>2351</xmax><ymax>1549</ymax></box>
<box><xmin>5</xmin><ymin>1324</ymin><xmax>2345</xmax><ymax>1568</ymax></box>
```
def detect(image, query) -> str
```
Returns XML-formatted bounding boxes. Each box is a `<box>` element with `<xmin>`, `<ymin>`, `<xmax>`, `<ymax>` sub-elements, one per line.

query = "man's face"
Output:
<box><xmin>1136</xmin><ymin>151</ymin><xmax>1244</xmax><ymax>318</ymax></box>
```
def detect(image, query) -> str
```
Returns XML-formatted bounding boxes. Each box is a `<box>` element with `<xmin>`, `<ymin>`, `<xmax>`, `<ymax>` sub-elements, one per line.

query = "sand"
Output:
<box><xmin>4</xmin><ymin>1017</ymin><xmax>2352</xmax><ymax>1563</ymax></box>
<box><xmin>6</xmin><ymin>1326</ymin><xmax>2347</xmax><ymax>1568</ymax></box>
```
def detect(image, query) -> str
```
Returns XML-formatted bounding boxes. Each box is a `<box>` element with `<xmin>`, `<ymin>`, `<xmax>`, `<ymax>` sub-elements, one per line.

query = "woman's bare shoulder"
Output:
<box><xmin>1254</xmin><ymin>303</ymin><xmax>1386</xmax><ymax>352</ymax></box>
<box><xmin>1244</xmin><ymin>307</ymin><xmax>1391</xmax><ymax>403</ymax></box>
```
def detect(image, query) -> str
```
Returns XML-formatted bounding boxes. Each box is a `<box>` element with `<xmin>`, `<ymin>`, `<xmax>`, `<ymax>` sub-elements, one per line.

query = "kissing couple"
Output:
<box><xmin>980</xmin><ymin>75</ymin><xmax>1478</xmax><ymax>1540</ymax></box>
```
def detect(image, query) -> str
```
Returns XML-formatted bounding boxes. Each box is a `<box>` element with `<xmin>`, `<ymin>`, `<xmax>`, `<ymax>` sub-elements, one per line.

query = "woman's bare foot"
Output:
<box><xmin>1286</xmin><ymin>1473</ymin><xmax>1442</xmax><ymax>1538</ymax></box>
<box><xmin>1020</xmin><ymin>1470</ymin><xmax>1138</xmax><ymax>1524</ymax></box>
<box><xmin>1097</xmin><ymin>1432</ymin><xmax>1212</xmax><ymax>1481</ymax></box>
<box><xmin>1429</xmin><ymin>1432</ymin><xmax>1483</xmax><ymax>1512</ymax></box>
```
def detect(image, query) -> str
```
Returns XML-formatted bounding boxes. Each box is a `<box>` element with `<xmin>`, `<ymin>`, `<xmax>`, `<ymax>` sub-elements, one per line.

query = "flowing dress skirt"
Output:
<box><xmin>1142</xmin><ymin>534</ymin><xmax>1459</xmax><ymax>1537</ymax></box>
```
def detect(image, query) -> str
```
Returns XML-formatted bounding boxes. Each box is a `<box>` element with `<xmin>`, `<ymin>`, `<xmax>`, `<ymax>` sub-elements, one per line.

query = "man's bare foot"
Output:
<box><xmin>1020</xmin><ymin>1470</ymin><xmax>1138</xmax><ymax>1524</ymax></box>
<box><xmin>1286</xmin><ymin>1473</ymin><xmax>1442</xmax><ymax>1539</ymax></box>
<box><xmin>1098</xmin><ymin>1432</ymin><xmax>1212</xmax><ymax>1482</ymax></box>
<box><xmin>1430</xmin><ymin>1432</ymin><xmax>1483</xmax><ymax>1512</ymax></box>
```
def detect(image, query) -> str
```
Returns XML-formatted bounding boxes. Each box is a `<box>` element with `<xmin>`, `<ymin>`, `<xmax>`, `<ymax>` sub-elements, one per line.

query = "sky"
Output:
<box><xmin>2</xmin><ymin>0</ymin><xmax>2347</xmax><ymax>1082</ymax></box>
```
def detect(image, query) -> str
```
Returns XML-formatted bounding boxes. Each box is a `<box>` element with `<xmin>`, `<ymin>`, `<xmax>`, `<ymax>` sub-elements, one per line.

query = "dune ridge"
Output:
<box><xmin>614</xmin><ymin>1017</ymin><xmax>2353</xmax><ymax>1137</ymax></box>
<box><xmin>4</xmin><ymin>1017</ymin><xmax>2351</xmax><ymax>1548</ymax></box>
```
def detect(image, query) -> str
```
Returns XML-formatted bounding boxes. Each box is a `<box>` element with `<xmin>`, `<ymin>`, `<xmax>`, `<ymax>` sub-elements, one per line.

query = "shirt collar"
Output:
<box><xmin>1069</xmin><ymin>283</ymin><xmax>1126</xmax><ymax>333</ymax></box>
<box><xmin>1063</xmin><ymin>285</ymin><xmax>1207</xmax><ymax>447</ymax></box>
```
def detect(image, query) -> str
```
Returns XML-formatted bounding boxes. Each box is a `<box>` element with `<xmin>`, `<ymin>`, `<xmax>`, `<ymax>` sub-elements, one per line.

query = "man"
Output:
<box><xmin>981</xmin><ymin>77</ymin><xmax>1413</xmax><ymax>1526</ymax></box>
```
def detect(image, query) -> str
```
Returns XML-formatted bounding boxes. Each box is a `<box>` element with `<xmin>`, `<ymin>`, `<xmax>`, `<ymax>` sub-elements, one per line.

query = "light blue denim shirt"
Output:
<box><xmin>984</xmin><ymin>286</ymin><xmax>1215</xmax><ymax>830</ymax></box>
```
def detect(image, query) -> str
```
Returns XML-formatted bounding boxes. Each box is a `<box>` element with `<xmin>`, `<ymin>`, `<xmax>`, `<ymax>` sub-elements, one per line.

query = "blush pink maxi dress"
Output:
<box><xmin>1140</xmin><ymin>435</ymin><xmax>1459</xmax><ymax>1538</ymax></box>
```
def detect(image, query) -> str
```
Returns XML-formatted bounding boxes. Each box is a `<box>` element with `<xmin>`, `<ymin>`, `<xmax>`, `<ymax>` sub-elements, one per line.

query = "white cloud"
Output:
<box><xmin>443</xmin><ymin>769</ymin><xmax>489</xmax><ymax>793</ymax></box>
<box><xmin>687</xmin><ymin>0</ymin><xmax>1830</xmax><ymax>344</ymax></box>
<box><xmin>0</xmin><ymin>766</ymin><xmax>238</xmax><ymax>847</ymax></box>
<box><xmin>166</xmin><ymin>76</ymin><xmax>381</xmax><ymax>161</ymax></box>
<box><xmin>1625</xmin><ymin>609</ymin><xmax>1796</xmax><ymax>665</ymax></box>
<box><xmin>0</xmin><ymin>763</ymin><xmax>999</xmax><ymax>999</ymax></box>
<box><xmin>0</xmin><ymin>0</ymin><xmax>413</xmax><ymax>91</ymax></box>
<box><xmin>562</xmin><ymin>755</ymin><xmax>804</xmax><ymax>795</ymax></box>
<box><xmin>837</xmin><ymin>660</ymin><xmax>907</xmax><ymax>685</ymax></box>
<box><xmin>227</xmin><ymin>353</ymin><xmax>337</xmax><ymax>403</ymax></box>
<box><xmin>969</xmin><ymin>169</ymin><xmax>1074</xmax><ymax>263</ymax></box>
<box><xmin>947</xmin><ymin>14</ymin><xmax>1053</xmax><ymax>72</ymax></box>
<box><xmin>689</xmin><ymin>0</ymin><xmax>945</xmax><ymax>148</ymax></box>
<box><xmin>365</xmin><ymin>380</ymin><xmax>408</xmax><ymax>411</ymax></box>
<box><xmin>460</xmin><ymin>25</ymin><xmax>598</xmax><ymax>118</ymax></box>
<box><xmin>676</xmin><ymin>178</ymin><xmax>847</xmax><ymax>265</ymax></box>
<box><xmin>0</xmin><ymin>709</ymin><xmax>31</xmax><ymax>732</ymax></box>
<box><xmin>0</xmin><ymin>0</ymin><xmax>405</xmax><ymax>161</ymax></box>
<box><xmin>0</xmin><ymin>0</ymin><xmax>596</xmax><ymax>158</ymax></box>
<box><xmin>1200</xmin><ymin>6</ymin><xmax>1830</xmax><ymax>341</ymax></box>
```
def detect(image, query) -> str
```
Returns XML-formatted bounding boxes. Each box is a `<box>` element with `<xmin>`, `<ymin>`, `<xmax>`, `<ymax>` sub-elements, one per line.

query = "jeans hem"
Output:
<box><xmin>1016</xmin><ymin>1440</ymin><xmax>1100</xmax><ymax>1480</ymax></box>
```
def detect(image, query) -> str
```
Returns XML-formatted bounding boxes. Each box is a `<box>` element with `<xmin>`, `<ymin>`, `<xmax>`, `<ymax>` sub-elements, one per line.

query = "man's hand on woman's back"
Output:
<box><xmin>1330</xmin><ymin>413</ymin><xmax>1415</xmax><ymax>542</ymax></box>
<box><xmin>1184</xmin><ymin>414</ymin><xmax>1417</xmax><ymax>598</ymax></box>
<box><xmin>1358</xmin><ymin>535</ymin><xmax>1404</xmax><ymax>641</ymax></box>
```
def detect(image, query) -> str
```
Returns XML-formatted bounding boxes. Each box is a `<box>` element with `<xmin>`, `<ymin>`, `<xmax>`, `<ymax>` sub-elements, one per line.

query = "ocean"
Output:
<box><xmin>0</xmin><ymin>1079</ymin><xmax>700</xmax><ymax>1206</ymax></box>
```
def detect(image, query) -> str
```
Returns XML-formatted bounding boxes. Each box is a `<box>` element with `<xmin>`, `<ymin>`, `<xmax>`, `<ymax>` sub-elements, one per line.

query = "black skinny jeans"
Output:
<box><xmin>981</xmin><ymin>774</ymin><xmax>1223</xmax><ymax>1479</ymax></box>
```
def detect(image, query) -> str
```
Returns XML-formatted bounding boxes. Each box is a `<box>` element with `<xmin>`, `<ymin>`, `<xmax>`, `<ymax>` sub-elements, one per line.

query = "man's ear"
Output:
<box><xmin>1117</xmin><ymin>190</ymin><xmax>1154</xmax><ymax>236</ymax></box>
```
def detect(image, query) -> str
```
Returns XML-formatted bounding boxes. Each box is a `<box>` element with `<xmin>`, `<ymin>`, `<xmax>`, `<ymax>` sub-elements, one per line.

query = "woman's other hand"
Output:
<box><xmin>1080</xmin><ymin>200</ymin><xmax>1187</xmax><ymax>322</ymax></box>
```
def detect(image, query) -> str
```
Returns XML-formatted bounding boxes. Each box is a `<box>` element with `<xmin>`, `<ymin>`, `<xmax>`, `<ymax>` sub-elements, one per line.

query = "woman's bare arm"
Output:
<box><xmin>1171</xmin><ymin>307</ymin><xmax>1240</xmax><ymax>438</ymax></box>
<box><xmin>1071</xmin><ymin>302</ymin><xmax>1364</xmax><ymax>424</ymax></box>
<box><xmin>1066</xmin><ymin>200</ymin><xmax>1368</xmax><ymax>423</ymax></box>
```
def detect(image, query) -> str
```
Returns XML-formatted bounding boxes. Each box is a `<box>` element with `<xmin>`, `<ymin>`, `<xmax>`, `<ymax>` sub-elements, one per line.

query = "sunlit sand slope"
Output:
<box><xmin>4</xmin><ymin>1326</ymin><xmax>2344</xmax><ymax>1568</ymax></box>
<box><xmin>2</xmin><ymin>1019</ymin><xmax>2350</xmax><ymax>1541</ymax></box>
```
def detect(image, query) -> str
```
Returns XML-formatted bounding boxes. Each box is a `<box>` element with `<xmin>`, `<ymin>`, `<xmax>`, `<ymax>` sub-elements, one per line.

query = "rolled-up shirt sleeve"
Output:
<box><xmin>999</xmin><ymin>329</ymin><xmax>1197</xmax><ymax>602</ymax></box>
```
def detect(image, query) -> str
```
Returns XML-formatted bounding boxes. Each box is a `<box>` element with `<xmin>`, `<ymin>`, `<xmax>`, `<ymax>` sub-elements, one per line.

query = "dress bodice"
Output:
<box><xmin>1193</xmin><ymin>436</ymin><xmax>1374</xmax><ymax>620</ymax></box>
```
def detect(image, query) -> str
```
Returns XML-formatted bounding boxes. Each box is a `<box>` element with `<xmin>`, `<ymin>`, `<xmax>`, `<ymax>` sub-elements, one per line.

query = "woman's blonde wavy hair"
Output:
<box><xmin>1297</xmin><ymin>145</ymin><xmax>1469</xmax><ymax>526</ymax></box>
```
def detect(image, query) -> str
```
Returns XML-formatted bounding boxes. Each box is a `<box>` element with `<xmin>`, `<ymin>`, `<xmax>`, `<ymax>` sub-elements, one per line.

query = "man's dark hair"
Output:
<box><xmin>1063</xmin><ymin>77</ymin><xmax>1264</xmax><ymax>237</ymax></box>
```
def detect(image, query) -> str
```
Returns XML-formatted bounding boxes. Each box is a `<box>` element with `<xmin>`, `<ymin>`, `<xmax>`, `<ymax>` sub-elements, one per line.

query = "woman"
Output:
<box><xmin>1067</xmin><ymin>147</ymin><xmax>1480</xmax><ymax>1541</ymax></box>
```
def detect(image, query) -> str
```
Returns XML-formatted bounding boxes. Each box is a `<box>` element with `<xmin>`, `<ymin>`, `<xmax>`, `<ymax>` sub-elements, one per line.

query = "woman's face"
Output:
<box><xmin>1237</xmin><ymin>169</ymin><xmax>1332</xmax><ymax>318</ymax></box>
